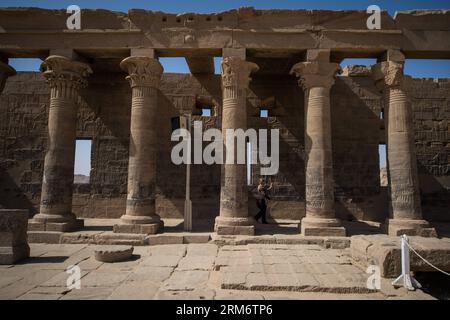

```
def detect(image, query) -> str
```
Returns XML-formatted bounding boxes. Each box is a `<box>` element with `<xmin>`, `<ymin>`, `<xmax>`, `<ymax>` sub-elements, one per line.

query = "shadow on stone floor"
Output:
<box><xmin>255</xmin><ymin>222</ymin><xmax>299</xmax><ymax>235</ymax></box>
<box><xmin>415</xmin><ymin>272</ymin><xmax>450</xmax><ymax>300</ymax></box>
<box><xmin>342</xmin><ymin>221</ymin><xmax>382</xmax><ymax>236</ymax></box>
<box><xmin>16</xmin><ymin>256</ymin><xmax>69</xmax><ymax>264</ymax></box>
<box><xmin>82</xmin><ymin>225</ymin><xmax>113</xmax><ymax>232</ymax></box>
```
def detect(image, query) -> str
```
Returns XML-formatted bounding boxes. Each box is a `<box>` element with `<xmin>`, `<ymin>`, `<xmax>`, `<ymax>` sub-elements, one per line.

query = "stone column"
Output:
<box><xmin>372</xmin><ymin>60</ymin><xmax>436</xmax><ymax>237</ymax></box>
<box><xmin>0</xmin><ymin>60</ymin><xmax>16</xmax><ymax>93</ymax></box>
<box><xmin>215</xmin><ymin>56</ymin><xmax>259</xmax><ymax>235</ymax></box>
<box><xmin>290</xmin><ymin>53</ymin><xmax>346</xmax><ymax>236</ymax></box>
<box><xmin>30</xmin><ymin>56</ymin><xmax>91</xmax><ymax>232</ymax></box>
<box><xmin>114</xmin><ymin>56</ymin><xmax>164</xmax><ymax>234</ymax></box>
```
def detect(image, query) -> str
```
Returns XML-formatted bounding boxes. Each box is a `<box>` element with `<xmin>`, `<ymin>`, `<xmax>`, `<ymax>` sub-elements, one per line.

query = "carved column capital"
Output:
<box><xmin>0</xmin><ymin>61</ymin><xmax>16</xmax><ymax>93</ymax></box>
<box><xmin>290</xmin><ymin>61</ymin><xmax>340</xmax><ymax>90</ymax></box>
<box><xmin>371</xmin><ymin>61</ymin><xmax>406</xmax><ymax>91</ymax></box>
<box><xmin>40</xmin><ymin>55</ymin><xmax>92</xmax><ymax>92</ymax></box>
<box><xmin>120</xmin><ymin>56</ymin><xmax>163</xmax><ymax>88</ymax></box>
<box><xmin>221</xmin><ymin>57</ymin><xmax>259</xmax><ymax>90</ymax></box>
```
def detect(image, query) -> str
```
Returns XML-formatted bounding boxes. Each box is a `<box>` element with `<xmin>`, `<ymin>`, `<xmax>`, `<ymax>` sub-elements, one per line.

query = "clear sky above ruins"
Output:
<box><xmin>1</xmin><ymin>0</ymin><xmax>450</xmax><ymax>175</ymax></box>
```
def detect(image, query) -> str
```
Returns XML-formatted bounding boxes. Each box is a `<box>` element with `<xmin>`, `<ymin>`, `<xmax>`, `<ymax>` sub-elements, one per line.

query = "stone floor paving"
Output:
<box><xmin>0</xmin><ymin>243</ymin><xmax>436</xmax><ymax>300</ymax></box>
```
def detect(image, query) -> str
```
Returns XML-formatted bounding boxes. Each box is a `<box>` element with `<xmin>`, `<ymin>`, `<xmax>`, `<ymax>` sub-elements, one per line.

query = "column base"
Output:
<box><xmin>0</xmin><ymin>244</ymin><xmax>30</xmax><ymax>265</ymax></box>
<box><xmin>384</xmin><ymin>219</ymin><xmax>437</xmax><ymax>237</ymax></box>
<box><xmin>29</xmin><ymin>213</ymin><xmax>84</xmax><ymax>232</ymax></box>
<box><xmin>300</xmin><ymin>217</ymin><xmax>346</xmax><ymax>237</ymax></box>
<box><xmin>214</xmin><ymin>216</ymin><xmax>255</xmax><ymax>236</ymax></box>
<box><xmin>113</xmin><ymin>215</ymin><xmax>163</xmax><ymax>235</ymax></box>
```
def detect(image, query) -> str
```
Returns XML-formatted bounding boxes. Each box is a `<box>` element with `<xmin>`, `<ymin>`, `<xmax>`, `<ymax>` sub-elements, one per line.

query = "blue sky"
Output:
<box><xmin>3</xmin><ymin>0</ymin><xmax>450</xmax><ymax>175</ymax></box>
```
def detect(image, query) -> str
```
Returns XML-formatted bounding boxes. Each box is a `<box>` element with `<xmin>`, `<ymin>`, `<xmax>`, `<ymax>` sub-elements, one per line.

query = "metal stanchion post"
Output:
<box><xmin>392</xmin><ymin>234</ymin><xmax>422</xmax><ymax>291</ymax></box>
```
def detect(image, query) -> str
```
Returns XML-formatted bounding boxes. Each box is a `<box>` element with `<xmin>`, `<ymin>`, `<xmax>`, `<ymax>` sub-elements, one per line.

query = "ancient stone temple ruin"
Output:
<box><xmin>0</xmin><ymin>7</ymin><xmax>449</xmax><ymax>239</ymax></box>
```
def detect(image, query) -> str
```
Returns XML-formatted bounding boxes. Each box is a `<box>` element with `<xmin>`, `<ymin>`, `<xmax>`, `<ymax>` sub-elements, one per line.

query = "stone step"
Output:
<box><xmin>211</xmin><ymin>234</ymin><xmax>350</xmax><ymax>249</ymax></box>
<box><xmin>28</xmin><ymin>231</ymin><xmax>211</xmax><ymax>246</ymax></box>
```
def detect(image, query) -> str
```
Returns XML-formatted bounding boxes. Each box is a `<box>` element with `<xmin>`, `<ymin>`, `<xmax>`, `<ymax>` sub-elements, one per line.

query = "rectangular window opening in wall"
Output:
<box><xmin>214</xmin><ymin>57</ymin><xmax>222</xmax><ymax>75</ymax></box>
<box><xmin>379</xmin><ymin>144</ymin><xmax>387</xmax><ymax>187</ymax></box>
<box><xmin>201</xmin><ymin>108</ymin><xmax>212</xmax><ymax>117</ymax></box>
<box><xmin>74</xmin><ymin>139</ymin><xmax>92</xmax><ymax>184</ymax></box>
<box><xmin>260</xmin><ymin>109</ymin><xmax>268</xmax><ymax>118</ymax></box>
<box><xmin>8</xmin><ymin>58</ymin><xmax>42</xmax><ymax>72</ymax></box>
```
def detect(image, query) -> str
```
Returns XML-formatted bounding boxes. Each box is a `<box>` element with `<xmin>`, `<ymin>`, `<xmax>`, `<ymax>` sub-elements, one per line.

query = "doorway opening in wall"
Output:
<box><xmin>379</xmin><ymin>144</ymin><xmax>387</xmax><ymax>187</ymax></box>
<box><xmin>74</xmin><ymin>139</ymin><xmax>92</xmax><ymax>184</ymax></box>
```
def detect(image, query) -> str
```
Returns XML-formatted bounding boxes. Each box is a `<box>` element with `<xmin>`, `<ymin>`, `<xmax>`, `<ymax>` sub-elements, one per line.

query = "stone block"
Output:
<box><xmin>222</xmin><ymin>48</ymin><xmax>246</xmax><ymax>59</ymax></box>
<box><xmin>385</xmin><ymin>219</ymin><xmax>437</xmax><ymax>237</ymax></box>
<box><xmin>0</xmin><ymin>209</ymin><xmax>30</xmax><ymax>264</ymax></box>
<box><xmin>27</xmin><ymin>221</ymin><xmax>45</xmax><ymax>231</ymax></box>
<box><xmin>177</xmin><ymin>256</ymin><xmax>215</xmax><ymax>271</ymax></box>
<box><xmin>28</xmin><ymin>219</ymin><xmax>84</xmax><ymax>232</ymax></box>
<box><xmin>216</xmin><ymin>225</ymin><xmax>255</xmax><ymax>236</ymax></box>
<box><xmin>307</xmin><ymin>49</ymin><xmax>330</xmax><ymax>62</ymax></box>
<box><xmin>148</xmin><ymin>234</ymin><xmax>183</xmax><ymax>245</ymax></box>
<box><xmin>351</xmin><ymin>235</ymin><xmax>450</xmax><ymax>278</ymax></box>
<box><xmin>323</xmin><ymin>237</ymin><xmax>351</xmax><ymax>249</ymax></box>
<box><xmin>186</xmin><ymin>244</ymin><xmax>218</xmax><ymax>256</ymax></box>
<box><xmin>183</xmin><ymin>234</ymin><xmax>211</xmax><ymax>244</ymax></box>
<box><xmin>46</xmin><ymin>219</ymin><xmax>84</xmax><ymax>232</ymax></box>
<box><xmin>301</xmin><ymin>225</ymin><xmax>346</xmax><ymax>237</ymax></box>
<box><xmin>162</xmin><ymin>270</ymin><xmax>210</xmax><ymax>291</ymax></box>
<box><xmin>27</xmin><ymin>231</ymin><xmax>62</xmax><ymax>244</ymax></box>
<box><xmin>113</xmin><ymin>222</ymin><xmax>160</xmax><ymax>235</ymax></box>
<box><xmin>142</xmin><ymin>255</ymin><xmax>181</xmax><ymax>267</ymax></box>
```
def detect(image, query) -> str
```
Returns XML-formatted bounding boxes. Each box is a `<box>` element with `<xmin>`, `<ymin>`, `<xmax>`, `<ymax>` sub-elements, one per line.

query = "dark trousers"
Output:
<box><xmin>255</xmin><ymin>199</ymin><xmax>267</xmax><ymax>223</ymax></box>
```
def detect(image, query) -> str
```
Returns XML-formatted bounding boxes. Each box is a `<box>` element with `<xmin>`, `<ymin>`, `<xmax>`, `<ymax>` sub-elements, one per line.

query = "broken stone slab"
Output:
<box><xmin>94</xmin><ymin>245</ymin><xmax>134</xmax><ymax>263</ymax></box>
<box><xmin>0</xmin><ymin>209</ymin><xmax>30</xmax><ymax>264</ymax></box>
<box><xmin>351</xmin><ymin>235</ymin><xmax>450</xmax><ymax>278</ymax></box>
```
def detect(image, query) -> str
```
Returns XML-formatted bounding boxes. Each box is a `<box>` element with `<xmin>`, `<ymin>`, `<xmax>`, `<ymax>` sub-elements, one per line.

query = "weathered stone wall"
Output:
<box><xmin>1</xmin><ymin>70</ymin><xmax>449</xmax><ymax>222</ymax></box>
<box><xmin>412</xmin><ymin>79</ymin><xmax>450</xmax><ymax>222</ymax></box>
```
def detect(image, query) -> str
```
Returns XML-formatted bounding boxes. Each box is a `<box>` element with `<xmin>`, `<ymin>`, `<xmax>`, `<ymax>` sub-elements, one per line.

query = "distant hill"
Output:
<box><xmin>74</xmin><ymin>174</ymin><xmax>89</xmax><ymax>184</ymax></box>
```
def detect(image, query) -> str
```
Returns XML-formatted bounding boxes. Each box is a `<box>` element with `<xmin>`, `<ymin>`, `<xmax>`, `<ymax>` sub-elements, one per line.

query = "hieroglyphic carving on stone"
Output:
<box><xmin>216</xmin><ymin>57</ymin><xmax>258</xmax><ymax>232</ymax></box>
<box><xmin>35</xmin><ymin>55</ymin><xmax>92</xmax><ymax>220</ymax></box>
<box><xmin>221</xmin><ymin>57</ymin><xmax>258</xmax><ymax>99</ymax></box>
<box><xmin>372</xmin><ymin>60</ymin><xmax>424</xmax><ymax>222</ymax></box>
<box><xmin>120</xmin><ymin>56</ymin><xmax>163</xmax><ymax>88</ymax></box>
